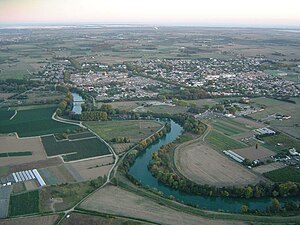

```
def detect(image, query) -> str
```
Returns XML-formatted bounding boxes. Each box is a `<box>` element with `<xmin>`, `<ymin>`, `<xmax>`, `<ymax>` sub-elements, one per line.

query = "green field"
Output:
<box><xmin>211</xmin><ymin>120</ymin><xmax>246</xmax><ymax>136</ymax></box>
<box><xmin>0</xmin><ymin>109</ymin><xmax>14</xmax><ymax>121</ymax></box>
<box><xmin>9</xmin><ymin>190</ymin><xmax>39</xmax><ymax>216</ymax></box>
<box><xmin>0</xmin><ymin>151</ymin><xmax>32</xmax><ymax>157</ymax></box>
<box><xmin>0</xmin><ymin>106</ymin><xmax>77</xmax><ymax>137</ymax></box>
<box><xmin>250</xmin><ymin>97</ymin><xmax>300</xmax><ymax>138</ymax></box>
<box><xmin>206</xmin><ymin>130</ymin><xmax>247</xmax><ymax>151</ymax></box>
<box><xmin>260</xmin><ymin>133</ymin><xmax>300</xmax><ymax>153</ymax></box>
<box><xmin>41</xmin><ymin>135</ymin><xmax>110</xmax><ymax>161</ymax></box>
<box><xmin>85</xmin><ymin>120</ymin><xmax>163</xmax><ymax>143</ymax></box>
<box><xmin>67</xmin><ymin>132</ymin><xmax>95</xmax><ymax>140</ymax></box>
<box><xmin>263</xmin><ymin>166</ymin><xmax>300</xmax><ymax>183</ymax></box>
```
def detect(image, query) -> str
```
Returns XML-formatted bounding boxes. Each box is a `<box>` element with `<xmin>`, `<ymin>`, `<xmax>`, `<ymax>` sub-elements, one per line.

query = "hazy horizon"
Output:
<box><xmin>0</xmin><ymin>0</ymin><xmax>300</xmax><ymax>28</ymax></box>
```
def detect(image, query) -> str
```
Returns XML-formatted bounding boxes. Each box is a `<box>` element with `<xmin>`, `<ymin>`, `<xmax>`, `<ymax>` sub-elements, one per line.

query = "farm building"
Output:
<box><xmin>255</xmin><ymin>127</ymin><xmax>276</xmax><ymax>135</ymax></box>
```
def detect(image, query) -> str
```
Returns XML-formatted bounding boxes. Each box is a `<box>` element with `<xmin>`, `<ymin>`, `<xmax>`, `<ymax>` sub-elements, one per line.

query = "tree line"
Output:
<box><xmin>148</xmin><ymin>143</ymin><xmax>300</xmax><ymax>200</ymax></box>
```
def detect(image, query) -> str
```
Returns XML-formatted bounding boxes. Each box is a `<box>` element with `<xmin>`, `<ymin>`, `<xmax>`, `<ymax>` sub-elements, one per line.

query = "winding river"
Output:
<box><xmin>129</xmin><ymin>120</ymin><xmax>300</xmax><ymax>213</ymax></box>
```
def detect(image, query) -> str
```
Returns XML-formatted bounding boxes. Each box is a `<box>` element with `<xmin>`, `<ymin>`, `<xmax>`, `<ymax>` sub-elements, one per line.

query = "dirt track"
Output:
<box><xmin>175</xmin><ymin>141</ymin><xmax>262</xmax><ymax>187</ymax></box>
<box><xmin>81</xmin><ymin>185</ymin><xmax>245</xmax><ymax>225</ymax></box>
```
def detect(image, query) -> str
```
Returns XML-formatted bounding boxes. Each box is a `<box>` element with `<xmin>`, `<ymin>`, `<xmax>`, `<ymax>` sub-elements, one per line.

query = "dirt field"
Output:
<box><xmin>111</xmin><ymin>143</ymin><xmax>133</xmax><ymax>154</ymax></box>
<box><xmin>0</xmin><ymin>215</ymin><xmax>59</xmax><ymax>225</ymax></box>
<box><xmin>65</xmin><ymin>156</ymin><xmax>114</xmax><ymax>181</ymax></box>
<box><xmin>24</xmin><ymin>180</ymin><xmax>39</xmax><ymax>191</ymax></box>
<box><xmin>233</xmin><ymin>146</ymin><xmax>275</xmax><ymax>161</ymax></box>
<box><xmin>60</xmin><ymin>212</ymin><xmax>150</xmax><ymax>225</ymax></box>
<box><xmin>38</xmin><ymin>165</ymin><xmax>76</xmax><ymax>185</ymax></box>
<box><xmin>0</xmin><ymin>135</ymin><xmax>47</xmax><ymax>167</ymax></box>
<box><xmin>175</xmin><ymin>141</ymin><xmax>262</xmax><ymax>187</ymax></box>
<box><xmin>252</xmin><ymin>162</ymin><xmax>287</xmax><ymax>174</ymax></box>
<box><xmin>81</xmin><ymin>185</ymin><xmax>245</xmax><ymax>225</ymax></box>
<box><xmin>8</xmin><ymin>157</ymin><xmax>62</xmax><ymax>175</ymax></box>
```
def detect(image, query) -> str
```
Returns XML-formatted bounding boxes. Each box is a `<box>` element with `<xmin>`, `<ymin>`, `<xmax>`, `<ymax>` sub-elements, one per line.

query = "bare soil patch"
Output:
<box><xmin>8</xmin><ymin>157</ymin><xmax>63</xmax><ymax>174</ymax></box>
<box><xmin>0</xmin><ymin>215</ymin><xmax>59</xmax><ymax>225</ymax></box>
<box><xmin>24</xmin><ymin>180</ymin><xmax>39</xmax><ymax>191</ymax></box>
<box><xmin>175</xmin><ymin>141</ymin><xmax>262</xmax><ymax>187</ymax></box>
<box><xmin>252</xmin><ymin>162</ymin><xmax>287</xmax><ymax>174</ymax></box>
<box><xmin>0</xmin><ymin>135</ymin><xmax>47</xmax><ymax>166</ymax></box>
<box><xmin>81</xmin><ymin>185</ymin><xmax>245</xmax><ymax>225</ymax></box>
<box><xmin>234</xmin><ymin>117</ymin><xmax>265</xmax><ymax>129</ymax></box>
<box><xmin>60</xmin><ymin>212</ymin><xmax>149</xmax><ymax>225</ymax></box>
<box><xmin>233</xmin><ymin>146</ymin><xmax>275</xmax><ymax>161</ymax></box>
<box><xmin>65</xmin><ymin>156</ymin><xmax>114</xmax><ymax>181</ymax></box>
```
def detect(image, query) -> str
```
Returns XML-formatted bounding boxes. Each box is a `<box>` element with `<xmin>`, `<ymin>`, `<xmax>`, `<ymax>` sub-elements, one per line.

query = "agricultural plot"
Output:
<box><xmin>0</xmin><ymin>215</ymin><xmax>59</xmax><ymax>225</ymax></box>
<box><xmin>252</xmin><ymin>162</ymin><xmax>286</xmax><ymax>174</ymax></box>
<box><xmin>211</xmin><ymin>119</ymin><xmax>247</xmax><ymax>136</ymax></box>
<box><xmin>60</xmin><ymin>212</ymin><xmax>149</xmax><ymax>225</ymax></box>
<box><xmin>9</xmin><ymin>190</ymin><xmax>39</xmax><ymax>216</ymax></box>
<box><xmin>0</xmin><ymin>186</ymin><xmax>12</xmax><ymax>218</ymax></box>
<box><xmin>141</xmin><ymin>105</ymin><xmax>188</xmax><ymax>114</ymax></box>
<box><xmin>233</xmin><ymin>146</ymin><xmax>275</xmax><ymax>161</ymax></box>
<box><xmin>97</xmin><ymin>100</ymin><xmax>142</xmax><ymax>111</ymax></box>
<box><xmin>81</xmin><ymin>185</ymin><xmax>242</xmax><ymax>225</ymax></box>
<box><xmin>41</xmin><ymin>135</ymin><xmax>110</xmax><ymax>161</ymax></box>
<box><xmin>263</xmin><ymin>166</ymin><xmax>300</xmax><ymax>183</ymax></box>
<box><xmin>250</xmin><ymin>97</ymin><xmax>300</xmax><ymax>138</ymax></box>
<box><xmin>38</xmin><ymin>165</ymin><xmax>75</xmax><ymax>185</ymax></box>
<box><xmin>206</xmin><ymin>130</ymin><xmax>247</xmax><ymax>151</ymax></box>
<box><xmin>85</xmin><ymin>120</ymin><xmax>162</xmax><ymax>144</ymax></box>
<box><xmin>0</xmin><ymin>109</ymin><xmax>14</xmax><ymax>121</ymax></box>
<box><xmin>65</xmin><ymin>156</ymin><xmax>114</xmax><ymax>181</ymax></box>
<box><xmin>0</xmin><ymin>135</ymin><xmax>47</xmax><ymax>167</ymax></box>
<box><xmin>259</xmin><ymin>133</ymin><xmax>300</xmax><ymax>153</ymax></box>
<box><xmin>175</xmin><ymin>142</ymin><xmax>262</xmax><ymax>186</ymax></box>
<box><xmin>0</xmin><ymin>107</ymin><xmax>77</xmax><ymax>137</ymax></box>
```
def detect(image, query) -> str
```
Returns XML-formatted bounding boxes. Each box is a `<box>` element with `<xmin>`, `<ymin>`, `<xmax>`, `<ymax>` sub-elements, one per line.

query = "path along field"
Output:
<box><xmin>0</xmin><ymin>135</ymin><xmax>47</xmax><ymax>167</ymax></box>
<box><xmin>0</xmin><ymin>215</ymin><xmax>59</xmax><ymax>225</ymax></box>
<box><xmin>80</xmin><ymin>185</ymin><xmax>245</xmax><ymax>225</ymax></box>
<box><xmin>0</xmin><ymin>106</ymin><xmax>77</xmax><ymax>137</ymax></box>
<box><xmin>175</xmin><ymin>141</ymin><xmax>263</xmax><ymax>187</ymax></box>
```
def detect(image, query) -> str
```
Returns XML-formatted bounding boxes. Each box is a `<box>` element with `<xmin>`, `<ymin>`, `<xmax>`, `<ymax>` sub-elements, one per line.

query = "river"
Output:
<box><xmin>71</xmin><ymin>92</ymin><xmax>84</xmax><ymax>114</ymax></box>
<box><xmin>129</xmin><ymin>120</ymin><xmax>300</xmax><ymax>213</ymax></box>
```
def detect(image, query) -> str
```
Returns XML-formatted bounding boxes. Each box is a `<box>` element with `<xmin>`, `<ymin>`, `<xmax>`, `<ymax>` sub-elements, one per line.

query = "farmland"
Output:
<box><xmin>263</xmin><ymin>166</ymin><xmax>300</xmax><ymax>183</ymax></box>
<box><xmin>259</xmin><ymin>133</ymin><xmax>300</xmax><ymax>153</ymax></box>
<box><xmin>0</xmin><ymin>110</ymin><xmax>14</xmax><ymax>121</ymax></box>
<box><xmin>249</xmin><ymin>97</ymin><xmax>300</xmax><ymax>138</ymax></box>
<box><xmin>85</xmin><ymin>120</ymin><xmax>163</xmax><ymax>153</ymax></box>
<box><xmin>0</xmin><ymin>186</ymin><xmax>11</xmax><ymax>219</ymax></box>
<box><xmin>175</xmin><ymin>141</ymin><xmax>262</xmax><ymax>186</ymax></box>
<box><xmin>41</xmin><ymin>134</ymin><xmax>110</xmax><ymax>161</ymax></box>
<box><xmin>0</xmin><ymin>107</ymin><xmax>77</xmax><ymax>137</ymax></box>
<box><xmin>38</xmin><ymin>165</ymin><xmax>76</xmax><ymax>185</ymax></box>
<box><xmin>0</xmin><ymin>135</ymin><xmax>47</xmax><ymax>167</ymax></box>
<box><xmin>9</xmin><ymin>190</ymin><xmax>39</xmax><ymax>216</ymax></box>
<box><xmin>206</xmin><ymin>130</ymin><xmax>247</xmax><ymax>151</ymax></box>
<box><xmin>60</xmin><ymin>212</ymin><xmax>148</xmax><ymax>225</ymax></box>
<box><xmin>80</xmin><ymin>185</ymin><xmax>244</xmax><ymax>225</ymax></box>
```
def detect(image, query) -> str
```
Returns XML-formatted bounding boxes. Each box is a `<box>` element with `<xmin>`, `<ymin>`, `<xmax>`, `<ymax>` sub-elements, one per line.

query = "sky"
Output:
<box><xmin>0</xmin><ymin>0</ymin><xmax>300</xmax><ymax>27</ymax></box>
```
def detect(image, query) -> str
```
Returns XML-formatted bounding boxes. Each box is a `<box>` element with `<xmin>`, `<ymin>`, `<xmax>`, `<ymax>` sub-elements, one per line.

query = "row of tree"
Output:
<box><xmin>80</xmin><ymin>111</ymin><xmax>108</xmax><ymax>121</ymax></box>
<box><xmin>56</xmin><ymin>92</ymin><xmax>73</xmax><ymax>116</ymax></box>
<box><xmin>121</xmin><ymin>123</ymin><xmax>170</xmax><ymax>172</ymax></box>
<box><xmin>148</xmin><ymin>143</ymin><xmax>300</xmax><ymax>199</ymax></box>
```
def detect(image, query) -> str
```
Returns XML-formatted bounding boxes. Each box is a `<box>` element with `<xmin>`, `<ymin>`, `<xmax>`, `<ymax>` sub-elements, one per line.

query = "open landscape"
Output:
<box><xmin>175</xmin><ymin>141</ymin><xmax>262</xmax><ymax>186</ymax></box>
<box><xmin>0</xmin><ymin>3</ymin><xmax>300</xmax><ymax>223</ymax></box>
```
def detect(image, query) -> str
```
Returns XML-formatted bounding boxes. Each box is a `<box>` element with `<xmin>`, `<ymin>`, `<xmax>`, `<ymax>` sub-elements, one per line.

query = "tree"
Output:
<box><xmin>271</xmin><ymin>198</ymin><xmax>281</xmax><ymax>212</ymax></box>
<box><xmin>241</xmin><ymin>205</ymin><xmax>249</xmax><ymax>214</ymax></box>
<box><xmin>244</xmin><ymin>186</ymin><xmax>253</xmax><ymax>198</ymax></box>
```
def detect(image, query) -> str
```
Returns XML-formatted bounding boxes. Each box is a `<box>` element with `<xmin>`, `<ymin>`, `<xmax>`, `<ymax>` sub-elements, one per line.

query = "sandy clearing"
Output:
<box><xmin>81</xmin><ymin>185</ymin><xmax>245</xmax><ymax>225</ymax></box>
<box><xmin>252</xmin><ymin>162</ymin><xmax>287</xmax><ymax>174</ymax></box>
<box><xmin>24</xmin><ymin>180</ymin><xmax>39</xmax><ymax>191</ymax></box>
<box><xmin>0</xmin><ymin>135</ymin><xmax>47</xmax><ymax>166</ymax></box>
<box><xmin>233</xmin><ymin>146</ymin><xmax>275</xmax><ymax>161</ymax></box>
<box><xmin>175</xmin><ymin>141</ymin><xmax>262</xmax><ymax>187</ymax></box>
<box><xmin>0</xmin><ymin>215</ymin><xmax>59</xmax><ymax>225</ymax></box>
<box><xmin>66</xmin><ymin>156</ymin><xmax>114</xmax><ymax>181</ymax></box>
